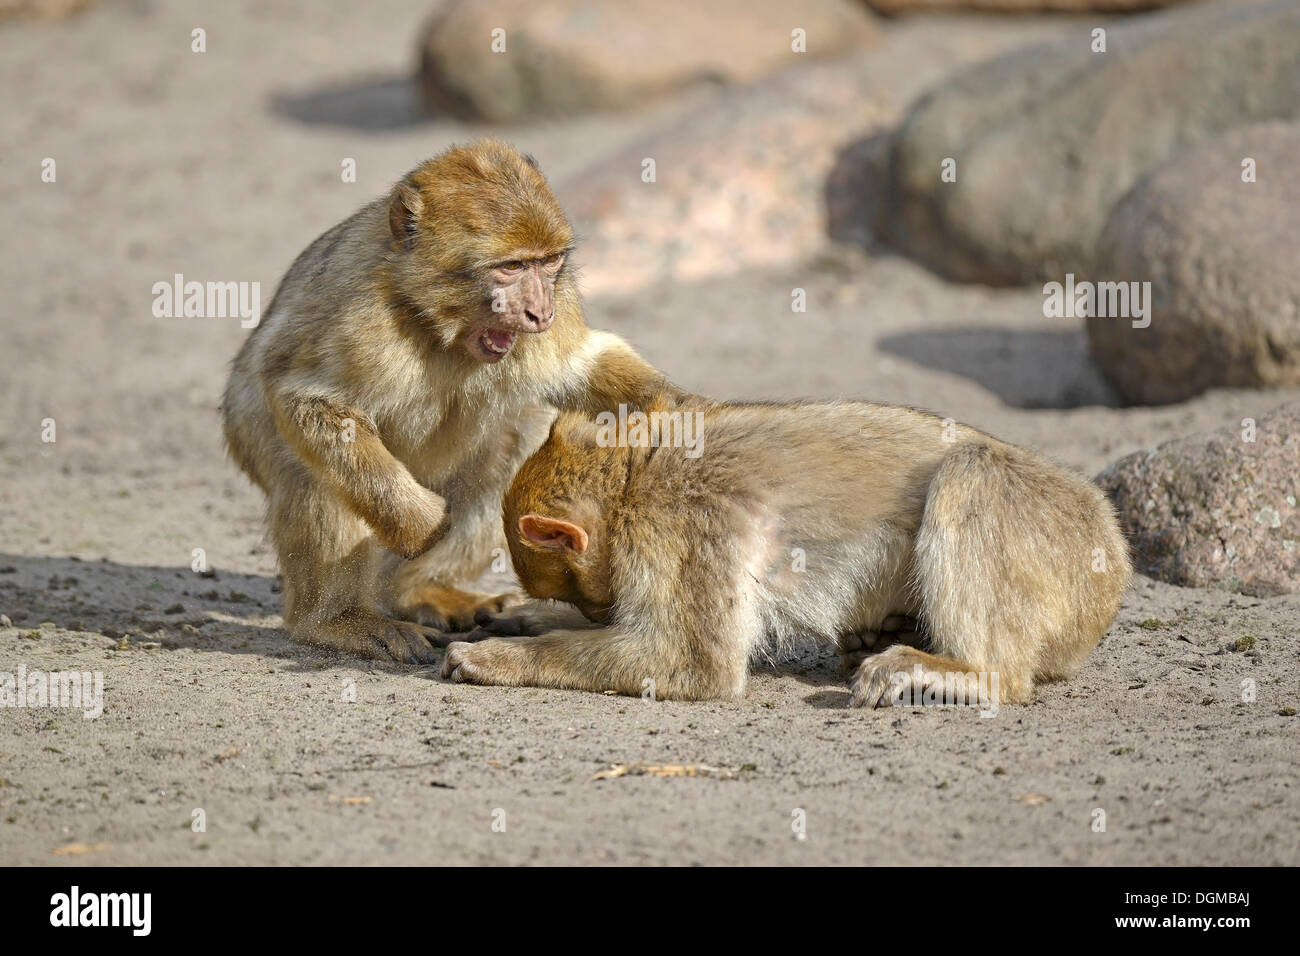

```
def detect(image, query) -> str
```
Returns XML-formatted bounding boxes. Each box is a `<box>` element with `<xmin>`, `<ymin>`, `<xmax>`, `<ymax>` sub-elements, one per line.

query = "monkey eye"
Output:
<box><xmin>498</xmin><ymin>261</ymin><xmax>525</xmax><ymax>273</ymax></box>
<box><xmin>542</xmin><ymin>253</ymin><xmax>565</xmax><ymax>270</ymax></box>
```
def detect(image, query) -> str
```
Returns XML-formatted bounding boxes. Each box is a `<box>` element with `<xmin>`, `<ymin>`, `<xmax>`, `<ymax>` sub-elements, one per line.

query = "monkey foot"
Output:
<box><xmin>395</xmin><ymin>585</ymin><xmax>523</xmax><ymax>633</ymax></box>
<box><xmin>296</xmin><ymin>610</ymin><xmax>451</xmax><ymax>665</ymax></box>
<box><xmin>849</xmin><ymin>645</ymin><xmax>996</xmax><ymax>710</ymax></box>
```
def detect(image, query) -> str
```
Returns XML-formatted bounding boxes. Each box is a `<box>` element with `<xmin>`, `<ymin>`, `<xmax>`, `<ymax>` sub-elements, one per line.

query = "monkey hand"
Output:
<box><xmin>463</xmin><ymin>607</ymin><xmax>543</xmax><ymax>640</ymax></box>
<box><xmin>441</xmin><ymin>638</ymin><xmax>521</xmax><ymax>686</ymax></box>
<box><xmin>376</xmin><ymin>484</ymin><xmax>449</xmax><ymax>559</ymax></box>
<box><xmin>463</xmin><ymin>599</ymin><xmax>592</xmax><ymax>641</ymax></box>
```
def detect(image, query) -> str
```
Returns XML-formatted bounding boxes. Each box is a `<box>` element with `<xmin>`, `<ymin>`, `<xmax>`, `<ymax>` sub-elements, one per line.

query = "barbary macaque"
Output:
<box><xmin>222</xmin><ymin>140</ymin><xmax>681</xmax><ymax>663</ymax></box>
<box><xmin>442</xmin><ymin>399</ymin><xmax>1131</xmax><ymax>707</ymax></box>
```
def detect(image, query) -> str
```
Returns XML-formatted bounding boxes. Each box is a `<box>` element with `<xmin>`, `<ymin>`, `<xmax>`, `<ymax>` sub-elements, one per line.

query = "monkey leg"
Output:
<box><xmin>857</xmin><ymin>441</ymin><xmax>1130</xmax><ymax>708</ymax></box>
<box><xmin>271</xmin><ymin>475</ymin><xmax>446</xmax><ymax>664</ymax></box>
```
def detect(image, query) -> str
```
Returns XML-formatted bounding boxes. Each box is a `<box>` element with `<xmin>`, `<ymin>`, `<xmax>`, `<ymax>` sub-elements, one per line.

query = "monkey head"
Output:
<box><xmin>385</xmin><ymin>139</ymin><xmax>576</xmax><ymax>364</ymax></box>
<box><xmin>502</xmin><ymin>413</ymin><xmax>625</xmax><ymax>624</ymax></box>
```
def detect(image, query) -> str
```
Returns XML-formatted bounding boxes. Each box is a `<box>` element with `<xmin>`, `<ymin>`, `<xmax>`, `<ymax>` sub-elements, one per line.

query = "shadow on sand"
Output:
<box><xmin>0</xmin><ymin>552</ymin><xmax>423</xmax><ymax>676</ymax></box>
<box><xmin>269</xmin><ymin>75</ymin><xmax>438</xmax><ymax>132</ymax></box>
<box><xmin>877</xmin><ymin>326</ymin><xmax>1122</xmax><ymax>410</ymax></box>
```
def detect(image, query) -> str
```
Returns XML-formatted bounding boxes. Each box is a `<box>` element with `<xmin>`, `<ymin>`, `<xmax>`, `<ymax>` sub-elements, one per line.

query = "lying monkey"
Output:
<box><xmin>441</xmin><ymin>399</ymin><xmax>1131</xmax><ymax>707</ymax></box>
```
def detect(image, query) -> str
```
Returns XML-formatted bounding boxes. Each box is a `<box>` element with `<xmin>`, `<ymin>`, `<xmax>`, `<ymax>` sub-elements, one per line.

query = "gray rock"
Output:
<box><xmin>1087</xmin><ymin>122</ymin><xmax>1300</xmax><ymax>405</ymax></box>
<box><xmin>416</xmin><ymin>0</ymin><xmax>877</xmax><ymax>123</ymax></box>
<box><xmin>1097</xmin><ymin>400</ymin><xmax>1300</xmax><ymax>596</ymax></box>
<box><xmin>560</xmin><ymin>55</ymin><xmax>893</xmax><ymax>298</ymax></box>
<box><xmin>874</xmin><ymin>0</ymin><xmax>1300</xmax><ymax>285</ymax></box>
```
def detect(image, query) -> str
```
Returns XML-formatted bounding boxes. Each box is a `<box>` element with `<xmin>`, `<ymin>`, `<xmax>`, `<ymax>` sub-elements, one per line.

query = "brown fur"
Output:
<box><xmin>222</xmin><ymin>140</ymin><xmax>681</xmax><ymax>662</ymax></box>
<box><xmin>442</xmin><ymin>399</ymin><xmax>1132</xmax><ymax>707</ymax></box>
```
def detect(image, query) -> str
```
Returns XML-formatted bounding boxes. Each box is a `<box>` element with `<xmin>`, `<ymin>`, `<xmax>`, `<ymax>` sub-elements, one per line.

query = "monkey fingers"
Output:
<box><xmin>369</xmin><ymin>619</ymin><xmax>452</xmax><ymax>663</ymax></box>
<box><xmin>849</xmin><ymin>645</ymin><xmax>986</xmax><ymax>710</ymax></box>
<box><xmin>441</xmin><ymin>639</ymin><xmax>520</xmax><ymax>685</ymax></box>
<box><xmin>298</xmin><ymin>614</ymin><xmax>448</xmax><ymax>664</ymax></box>
<box><xmin>850</xmin><ymin>645</ymin><xmax>926</xmax><ymax>709</ymax></box>
<box><xmin>462</xmin><ymin>596</ymin><xmax>601</xmax><ymax>642</ymax></box>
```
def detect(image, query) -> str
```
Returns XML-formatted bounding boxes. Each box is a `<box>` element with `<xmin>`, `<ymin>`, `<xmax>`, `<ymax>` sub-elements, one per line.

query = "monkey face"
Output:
<box><xmin>384</xmin><ymin>140</ymin><xmax>577</xmax><ymax>365</ymax></box>
<box><xmin>472</xmin><ymin>253</ymin><xmax>567</xmax><ymax>363</ymax></box>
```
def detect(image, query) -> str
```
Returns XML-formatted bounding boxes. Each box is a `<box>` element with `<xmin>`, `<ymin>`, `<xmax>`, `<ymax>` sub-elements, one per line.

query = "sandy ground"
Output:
<box><xmin>1</xmin><ymin>1</ymin><xmax>1296</xmax><ymax>865</ymax></box>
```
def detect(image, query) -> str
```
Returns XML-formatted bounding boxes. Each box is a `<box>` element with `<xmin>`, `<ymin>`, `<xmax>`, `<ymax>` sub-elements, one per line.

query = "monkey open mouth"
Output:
<box><xmin>476</xmin><ymin>328</ymin><xmax>518</xmax><ymax>362</ymax></box>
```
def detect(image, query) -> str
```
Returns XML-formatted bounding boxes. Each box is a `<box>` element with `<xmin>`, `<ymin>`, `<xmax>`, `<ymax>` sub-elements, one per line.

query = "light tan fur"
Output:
<box><xmin>443</xmin><ymin>399</ymin><xmax>1132</xmax><ymax>707</ymax></box>
<box><xmin>222</xmin><ymin>140</ymin><xmax>680</xmax><ymax>662</ymax></box>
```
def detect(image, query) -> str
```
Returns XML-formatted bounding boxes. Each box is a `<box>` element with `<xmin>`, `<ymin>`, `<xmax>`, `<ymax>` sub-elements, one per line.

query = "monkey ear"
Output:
<box><xmin>518</xmin><ymin>514</ymin><xmax>589</xmax><ymax>554</ymax></box>
<box><xmin>388</xmin><ymin>179</ymin><xmax>424</xmax><ymax>252</ymax></box>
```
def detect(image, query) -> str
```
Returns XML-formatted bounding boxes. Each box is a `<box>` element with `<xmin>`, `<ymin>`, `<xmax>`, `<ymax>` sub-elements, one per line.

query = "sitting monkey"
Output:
<box><xmin>222</xmin><ymin>141</ymin><xmax>681</xmax><ymax>663</ymax></box>
<box><xmin>441</xmin><ymin>400</ymin><xmax>1131</xmax><ymax>706</ymax></box>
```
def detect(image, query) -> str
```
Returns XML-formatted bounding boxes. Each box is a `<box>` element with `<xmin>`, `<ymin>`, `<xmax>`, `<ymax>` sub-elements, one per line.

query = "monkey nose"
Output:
<box><xmin>524</xmin><ymin>308</ymin><xmax>553</xmax><ymax>331</ymax></box>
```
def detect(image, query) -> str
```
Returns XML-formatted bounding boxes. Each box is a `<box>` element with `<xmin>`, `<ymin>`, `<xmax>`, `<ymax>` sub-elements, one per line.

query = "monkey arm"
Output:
<box><xmin>444</xmin><ymin>541</ymin><xmax>755</xmax><ymax>699</ymax></box>
<box><xmin>447</xmin><ymin>485</ymin><xmax>759</xmax><ymax>697</ymax></box>
<box><xmin>560</xmin><ymin>330</ymin><xmax>696</xmax><ymax>414</ymax></box>
<box><xmin>441</xmin><ymin>624</ymin><xmax>747</xmax><ymax>701</ymax></box>
<box><xmin>267</xmin><ymin>389</ymin><xmax>447</xmax><ymax>559</ymax></box>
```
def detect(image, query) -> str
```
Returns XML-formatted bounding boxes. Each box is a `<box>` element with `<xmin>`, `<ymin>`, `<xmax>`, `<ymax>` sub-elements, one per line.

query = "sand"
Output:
<box><xmin>0</xmin><ymin>1</ymin><xmax>1296</xmax><ymax>865</ymax></box>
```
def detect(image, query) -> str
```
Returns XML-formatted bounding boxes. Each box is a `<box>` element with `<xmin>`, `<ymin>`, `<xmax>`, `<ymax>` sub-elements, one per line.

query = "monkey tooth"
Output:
<box><xmin>479</xmin><ymin>328</ymin><xmax>517</xmax><ymax>360</ymax></box>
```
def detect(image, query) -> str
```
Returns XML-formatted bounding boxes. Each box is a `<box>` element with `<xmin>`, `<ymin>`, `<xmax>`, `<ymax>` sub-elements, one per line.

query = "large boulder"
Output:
<box><xmin>1087</xmin><ymin>123</ymin><xmax>1300</xmax><ymax>405</ymax></box>
<box><xmin>1097</xmin><ymin>401</ymin><xmax>1300</xmax><ymax>596</ymax></box>
<box><xmin>873</xmin><ymin>0</ymin><xmax>1300</xmax><ymax>285</ymax></box>
<box><xmin>561</xmin><ymin>17</ymin><xmax>1057</xmax><ymax>298</ymax></box>
<box><xmin>558</xmin><ymin>57</ymin><xmax>891</xmax><ymax>298</ymax></box>
<box><xmin>417</xmin><ymin>0</ymin><xmax>877</xmax><ymax>122</ymax></box>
